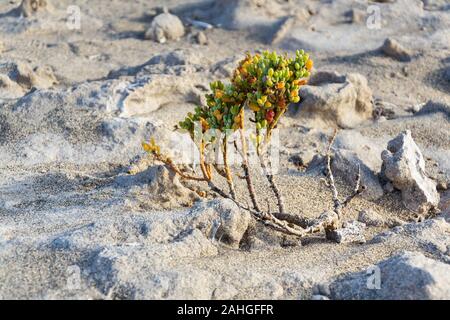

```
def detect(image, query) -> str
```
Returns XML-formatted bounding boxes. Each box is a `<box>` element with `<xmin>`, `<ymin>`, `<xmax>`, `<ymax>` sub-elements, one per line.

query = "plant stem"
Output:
<box><xmin>238</xmin><ymin>109</ymin><xmax>260</xmax><ymax>212</ymax></box>
<box><xmin>222</xmin><ymin>135</ymin><xmax>236</xmax><ymax>199</ymax></box>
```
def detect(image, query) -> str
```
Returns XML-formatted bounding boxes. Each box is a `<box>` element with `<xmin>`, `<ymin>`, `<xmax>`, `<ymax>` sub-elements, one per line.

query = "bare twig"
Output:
<box><xmin>154</xmin><ymin>154</ymin><xmax>208</xmax><ymax>181</ymax></box>
<box><xmin>325</xmin><ymin>129</ymin><xmax>365</xmax><ymax>219</ymax></box>
<box><xmin>342</xmin><ymin>164</ymin><xmax>365</xmax><ymax>208</ymax></box>
<box><xmin>325</xmin><ymin>129</ymin><xmax>342</xmax><ymax>218</ymax></box>
<box><xmin>259</xmin><ymin>151</ymin><xmax>285</xmax><ymax>214</ymax></box>
<box><xmin>265</xmin><ymin>198</ymin><xmax>271</xmax><ymax>214</ymax></box>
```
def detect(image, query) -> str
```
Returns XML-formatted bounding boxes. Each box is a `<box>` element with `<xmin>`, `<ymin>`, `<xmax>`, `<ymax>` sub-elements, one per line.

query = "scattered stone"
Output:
<box><xmin>245</xmin><ymin>218</ymin><xmax>301</xmax><ymax>250</ymax></box>
<box><xmin>402</xmin><ymin>66</ymin><xmax>409</xmax><ymax>77</ymax></box>
<box><xmin>145</xmin><ymin>13</ymin><xmax>185</xmax><ymax>43</ymax></box>
<box><xmin>292</xmin><ymin>71</ymin><xmax>374</xmax><ymax>128</ymax></box>
<box><xmin>312</xmin><ymin>282</ymin><xmax>331</xmax><ymax>296</ymax></box>
<box><xmin>188</xmin><ymin>199</ymin><xmax>251</xmax><ymax>248</ymax></box>
<box><xmin>348</xmin><ymin>8</ymin><xmax>365</xmax><ymax>24</ymax></box>
<box><xmin>437</xmin><ymin>180</ymin><xmax>448</xmax><ymax>191</ymax></box>
<box><xmin>410</xmin><ymin>102</ymin><xmax>426</xmax><ymax>114</ymax></box>
<box><xmin>116</xmin><ymin>165</ymin><xmax>200</xmax><ymax>209</ymax></box>
<box><xmin>212</xmin><ymin>283</ymin><xmax>239</xmax><ymax>300</ymax></box>
<box><xmin>186</xmin><ymin>18</ymin><xmax>214</xmax><ymax>30</ymax></box>
<box><xmin>0</xmin><ymin>61</ymin><xmax>57</xmax><ymax>91</ymax></box>
<box><xmin>311</xmin><ymin>294</ymin><xmax>330</xmax><ymax>300</ymax></box>
<box><xmin>88</xmin><ymin>242</ymin><xmax>220</xmax><ymax>299</ymax></box>
<box><xmin>210</xmin><ymin>56</ymin><xmax>243</xmax><ymax>77</ymax></box>
<box><xmin>358</xmin><ymin>209</ymin><xmax>385</xmax><ymax>227</ymax></box>
<box><xmin>327</xmin><ymin>221</ymin><xmax>366</xmax><ymax>244</ymax></box>
<box><xmin>115</xmin><ymin>74</ymin><xmax>202</xmax><ymax>117</ymax></box>
<box><xmin>19</xmin><ymin>0</ymin><xmax>51</xmax><ymax>17</ymax></box>
<box><xmin>381</xmin><ymin>130</ymin><xmax>440</xmax><ymax>213</ymax></box>
<box><xmin>370</xmin><ymin>218</ymin><xmax>450</xmax><ymax>257</ymax></box>
<box><xmin>380</xmin><ymin>38</ymin><xmax>412</xmax><ymax>62</ymax></box>
<box><xmin>0</xmin><ymin>74</ymin><xmax>26</xmax><ymax>99</ymax></box>
<box><xmin>289</xmin><ymin>149</ymin><xmax>316</xmax><ymax>168</ymax></box>
<box><xmin>279</xmin><ymin>272</ymin><xmax>310</xmax><ymax>300</ymax></box>
<box><xmin>330</xmin><ymin>251</ymin><xmax>450</xmax><ymax>299</ymax></box>
<box><xmin>385</xmin><ymin>217</ymin><xmax>406</xmax><ymax>228</ymax></box>
<box><xmin>196</xmin><ymin>31</ymin><xmax>208</xmax><ymax>45</ymax></box>
<box><xmin>200</xmin><ymin>0</ymin><xmax>286</xmax><ymax>30</ymax></box>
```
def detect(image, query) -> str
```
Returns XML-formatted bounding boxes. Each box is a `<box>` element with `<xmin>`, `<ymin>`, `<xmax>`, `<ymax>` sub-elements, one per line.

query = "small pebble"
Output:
<box><xmin>196</xmin><ymin>31</ymin><xmax>208</xmax><ymax>45</ymax></box>
<box><xmin>437</xmin><ymin>181</ymin><xmax>448</xmax><ymax>191</ymax></box>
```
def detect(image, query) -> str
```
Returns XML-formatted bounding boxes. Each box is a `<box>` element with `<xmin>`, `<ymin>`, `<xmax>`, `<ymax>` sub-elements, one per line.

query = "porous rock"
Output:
<box><xmin>381</xmin><ymin>130</ymin><xmax>440</xmax><ymax>213</ymax></box>
<box><xmin>188</xmin><ymin>198</ymin><xmax>251</xmax><ymax>248</ymax></box>
<box><xmin>330</xmin><ymin>251</ymin><xmax>450</xmax><ymax>299</ymax></box>
<box><xmin>292</xmin><ymin>71</ymin><xmax>373</xmax><ymax>128</ymax></box>
<box><xmin>145</xmin><ymin>13</ymin><xmax>185</xmax><ymax>43</ymax></box>
<box><xmin>327</xmin><ymin>220</ymin><xmax>366</xmax><ymax>244</ymax></box>
<box><xmin>370</xmin><ymin>218</ymin><xmax>450</xmax><ymax>257</ymax></box>
<box><xmin>0</xmin><ymin>61</ymin><xmax>57</xmax><ymax>91</ymax></box>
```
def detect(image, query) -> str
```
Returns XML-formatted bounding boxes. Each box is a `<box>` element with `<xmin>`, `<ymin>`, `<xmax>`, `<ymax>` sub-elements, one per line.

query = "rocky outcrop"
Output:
<box><xmin>188</xmin><ymin>199</ymin><xmax>251</xmax><ymax>248</ymax></box>
<box><xmin>381</xmin><ymin>130</ymin><xmax>440</xmax><ymax>213</ymax></box>
<box><xmin>0</xmin><ymin>61</ymin><xmax>57</xmax><ymax>99</ymax></box>
<box><xmin>292</xmin><ymin>71</ymin><xmax>374</xmax><ymax>128</ymax></box>
<box><xmin>330</xmin><ymin>251</ymin><xmax>450</xmax><ymax>299</ymax></box>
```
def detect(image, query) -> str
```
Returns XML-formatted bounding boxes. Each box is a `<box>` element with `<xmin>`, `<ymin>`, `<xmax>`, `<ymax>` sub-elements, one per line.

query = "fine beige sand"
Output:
<box><xmin>0</xmin><ymin>0</ymin><xmax>449</xmax><ymax>299</ymax></box>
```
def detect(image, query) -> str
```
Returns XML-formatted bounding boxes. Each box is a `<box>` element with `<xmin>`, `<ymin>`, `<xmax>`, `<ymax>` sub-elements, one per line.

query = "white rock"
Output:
<box><xmin>0</xmin><ymin>74</ymin><xmax>26</xmax><ymax>99</ymax></box>
<box><xmin>380</xmin><ymin>38</ymin><xmax>412</xmax><ymax>62</ymax></box>
<box><xmin>327</xmin><ymin>220</ymin><xmax>366</xmax><ymax>244</ymax></box>
<box><xmin>358</xmin><ymin>209</ymin><xmax>386</xmax><ymax>227</ymax></box>
<box><xmin>293</xmin><ymin>71</ymin><xmax>373</xmax><ymax>128</ymax></box>
<box><xmin>189</xmin><ymin>199</ymin><xmax>251</xmax><ymax>248</ymax></box>
<box><xmin>145</xmin><ymin>13</ymin><xmax>185</xmax><ymax>43</ymax></box>
<box><xmin>196</xmin><ymin>31</ymin><xmax>208</xmax><ymax>45</ymax></box>
<box><xmin>116</xmin><ymin>74</ymin><xmax>201</xmax><ymax>117</ymax></box>
<box><xmin>0</xmin><ymin>61</ymin><xmax>57</xmax><ymax>91</ymax></box>
<box><xmin>381</xmin><ymin>130</ymin><xmax>440</xmax><ymax>213</ymax></box>
<box><xmin>370</xmin><ymin>218</ymin><xmax>450</xmax><ymax>258</ymax></box>
<box><xmin>330</xmin><ymin>251</ymin><xmax>450</xmax><ymax>299</ymax></box>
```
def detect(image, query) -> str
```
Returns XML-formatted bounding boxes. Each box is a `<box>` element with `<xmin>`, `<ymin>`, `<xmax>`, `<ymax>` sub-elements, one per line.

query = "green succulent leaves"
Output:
<box><xmin>178</xmin><ymin>50</ymin><xmax>313</xmax><ymax>138</ymax></box>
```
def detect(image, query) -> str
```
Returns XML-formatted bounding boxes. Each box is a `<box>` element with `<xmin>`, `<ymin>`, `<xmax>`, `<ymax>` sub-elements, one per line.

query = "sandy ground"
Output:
<box><xmin>0</xmin><ymin>0</ymin><xmax>449</xmax><ymax>299</ymax></box>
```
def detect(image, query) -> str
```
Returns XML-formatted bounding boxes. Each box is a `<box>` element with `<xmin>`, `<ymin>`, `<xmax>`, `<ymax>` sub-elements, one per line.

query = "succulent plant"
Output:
<box><xmin>178</xmin><ymin>50</ymin><xmax>313</xmax><ymax>143</ymax></box>
<box><xmin>141</xmin><ymin>50</ymin><xmax>363</xmax><ymax>241</ymax></box>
